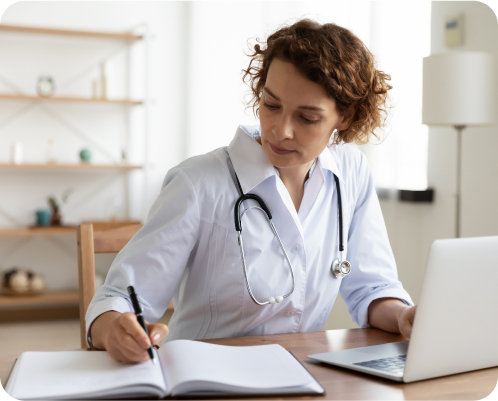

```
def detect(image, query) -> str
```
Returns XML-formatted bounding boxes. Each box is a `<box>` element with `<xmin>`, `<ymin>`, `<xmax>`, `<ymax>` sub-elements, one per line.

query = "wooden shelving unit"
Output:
<box><xmin>0</xmin><ymin>93</ymin><xmax>142</xmax><ymax>105</ymax></box>
<box><xmin>0</xmin><ymin>23</ymin><xmax>142</xmax><ymax>41</ymax></box>
<box><xmin>0</xmin><ymin>290</ymin><xmax>80</xmax><ymax>321</ymax></box>
<box><xmin>0</xmin><ymin>290</ymin><xmax>79</xmax><ymax>308</ymax></box>
<box><xmin>0</xmin><ymin>23</ymin><xmax>149</xmax><ymax>321</ymax></box>
<box><xmin>0</xmin><ymin>162</ymin><xmax>142</xmax><ymax>171</ymax></box>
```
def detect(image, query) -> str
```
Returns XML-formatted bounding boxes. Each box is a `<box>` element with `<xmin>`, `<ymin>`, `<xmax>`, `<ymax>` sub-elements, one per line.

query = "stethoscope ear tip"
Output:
<box><xmin>268</xmin><ymin>296</ymin><xmax>283</xmax><ymax>304</ymax></box>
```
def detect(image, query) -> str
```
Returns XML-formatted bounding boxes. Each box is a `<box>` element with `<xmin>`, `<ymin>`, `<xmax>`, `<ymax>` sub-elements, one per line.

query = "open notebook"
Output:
<box><xmin>5</xmin><ymin>339</ymin><xmax>324</xmax><ymax>399</ymax></box>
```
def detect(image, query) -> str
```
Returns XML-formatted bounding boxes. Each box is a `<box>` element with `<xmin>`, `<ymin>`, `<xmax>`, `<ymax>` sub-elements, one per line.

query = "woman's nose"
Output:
<box><xmin>273</xmin><ymin>115</ymin><xmax>294</xmax><ymax>140</ymax></box>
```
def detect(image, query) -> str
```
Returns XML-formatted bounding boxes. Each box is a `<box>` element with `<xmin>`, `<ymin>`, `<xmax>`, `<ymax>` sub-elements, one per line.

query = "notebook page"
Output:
<box><xmin>6</xmin><ymin>351</ymin><xmax>167</xmax><ymax>400</ymax></box>
<box><xmin>158</xmin><ymin>340</ymin><xmax>314</xmax><ymax>395</ymax></box>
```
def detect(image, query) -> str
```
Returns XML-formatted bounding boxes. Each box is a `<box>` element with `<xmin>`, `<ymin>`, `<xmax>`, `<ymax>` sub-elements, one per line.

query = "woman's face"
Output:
<box><xmin>258</xmin><ymin>58</ymin><xmax>352</xmax><ymax>169</ymax></box>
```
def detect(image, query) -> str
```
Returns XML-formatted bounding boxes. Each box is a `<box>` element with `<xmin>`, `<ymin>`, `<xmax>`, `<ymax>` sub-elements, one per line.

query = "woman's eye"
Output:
<box><xmin>263</xmin><ymin>102</ymin><xmax>278</xmax><ymax>110</ymax></box>
<box><xmin>302</xmin><ymin>116</ymin><xmax>319</xmax><ymax>124</ymax></box>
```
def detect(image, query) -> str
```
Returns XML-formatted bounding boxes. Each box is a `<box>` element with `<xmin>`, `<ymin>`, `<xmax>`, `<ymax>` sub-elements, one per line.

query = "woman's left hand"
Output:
<box><xmin>397</xmin><ymin>305</ymin><xmax>417</xmax><ymax>338</ymax></box>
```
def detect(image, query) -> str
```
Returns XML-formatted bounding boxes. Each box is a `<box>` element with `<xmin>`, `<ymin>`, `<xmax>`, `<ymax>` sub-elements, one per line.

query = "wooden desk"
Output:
<box><xmin>1</xmin><ymin>329</ymin><xmax>496</xmax><ymax>400</ymax></box>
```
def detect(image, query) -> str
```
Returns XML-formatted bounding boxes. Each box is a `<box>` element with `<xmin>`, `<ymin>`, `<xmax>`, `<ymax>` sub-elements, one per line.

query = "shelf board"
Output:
<box><xmin>0</xmin><ymin>227</ymin><xmax>76</xmax><ymax>237</ymax></box>
<box><xmin>0</xmin><ymin>23</ymin><xmax>142</xmax><ymax>41</ymax></box>
<box><xmin>0</xmin><ymin>290</ymin><xmax>173</xmax><ymax>316</ymax></box>
<box><xmin>0</xmin><ymin>93</ymin><xmax>142</xmax><ymax>105</ymax></box>
<box><xmin>0</xmin><ymin>162</ymin><xmax>142</xmax><ymax>171</ymax></box>
<box><xmin>0</xmin><ymin>221</ymin><xmax>143</xmax><ymax>237</ymax></box>
<box><xmin>0</xmin><ymin>290</ymin><xmax>79</xmax><ymax>309</ymax></box>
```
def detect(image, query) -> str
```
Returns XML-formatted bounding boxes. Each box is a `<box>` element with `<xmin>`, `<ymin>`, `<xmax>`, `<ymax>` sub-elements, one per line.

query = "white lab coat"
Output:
<box><xmin>86</xmin><ymin>125</ymin><xmax>412</xmax><ymax>341</ymax></box>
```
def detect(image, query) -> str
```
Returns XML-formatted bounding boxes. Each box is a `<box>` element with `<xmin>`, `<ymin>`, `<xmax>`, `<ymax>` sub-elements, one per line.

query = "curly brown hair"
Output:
<box><xmin>242</xmin><ymin>19</ymin><xmax>392</xmax><ymax>145</ymax></box>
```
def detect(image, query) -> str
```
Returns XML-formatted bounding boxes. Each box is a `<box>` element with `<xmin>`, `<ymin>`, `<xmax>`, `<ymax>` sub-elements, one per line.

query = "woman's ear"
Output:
<box><xmin>336</xmin><ymin>103</ymin><xmax>357</xmax><ymax>131</ymax></box>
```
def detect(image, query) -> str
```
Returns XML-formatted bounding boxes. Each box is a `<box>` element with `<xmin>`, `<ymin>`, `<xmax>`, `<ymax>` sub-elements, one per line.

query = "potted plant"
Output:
<box><xmin>47</xmin><ymin>188</ymin><xmax>74</xmax><ymax>226</ymax></box>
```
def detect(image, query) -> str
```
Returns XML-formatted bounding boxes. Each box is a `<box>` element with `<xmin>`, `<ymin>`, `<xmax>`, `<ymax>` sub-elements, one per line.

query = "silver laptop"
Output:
<box><xmin>308</xmin><ymin>236</ymin><xmax>498</xmax><ymax>382</ymax></box>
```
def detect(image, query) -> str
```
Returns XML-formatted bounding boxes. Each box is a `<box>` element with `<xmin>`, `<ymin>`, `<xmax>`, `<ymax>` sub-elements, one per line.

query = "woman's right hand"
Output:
<box><xmin>89</xmin><ymin>311</ymin><xmax>169</xmax><ymax>364</ymax></box>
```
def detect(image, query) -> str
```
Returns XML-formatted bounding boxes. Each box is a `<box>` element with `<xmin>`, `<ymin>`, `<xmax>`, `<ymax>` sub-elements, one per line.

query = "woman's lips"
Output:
<box><xmin>269</xmin><ymin>143</ymin><xmax>296</xmax><ymax>155</ymax></box>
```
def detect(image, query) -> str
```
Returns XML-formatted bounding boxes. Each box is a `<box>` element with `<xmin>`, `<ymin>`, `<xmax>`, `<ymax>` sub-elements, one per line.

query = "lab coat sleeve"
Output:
<box><xmin>85</xmin><ymin>167</ymin><xmax>200</xmax><ymax>336</ymax></box>
<box><xmin>339</xmin><ymin>152</ymin><xmax>413</xmax><ymax>328</ymax></box>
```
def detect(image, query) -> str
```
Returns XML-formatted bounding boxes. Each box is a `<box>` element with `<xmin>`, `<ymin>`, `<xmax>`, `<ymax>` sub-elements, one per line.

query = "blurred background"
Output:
<box><xmin>0</xmin><ymin>1</ymin><xmax>497</xmax><ymax>352</ymax></box>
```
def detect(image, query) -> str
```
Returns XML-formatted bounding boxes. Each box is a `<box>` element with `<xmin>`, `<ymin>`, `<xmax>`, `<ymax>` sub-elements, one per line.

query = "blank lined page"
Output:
<box><xmin>159</xmin><ymin>340</ymin><xmax>315</xmax><ymax>395</ymax></box>
<box><xmin>6</xmin><ymin>351</ymin><xmax>166</xmax><ymax>400</ymax></box>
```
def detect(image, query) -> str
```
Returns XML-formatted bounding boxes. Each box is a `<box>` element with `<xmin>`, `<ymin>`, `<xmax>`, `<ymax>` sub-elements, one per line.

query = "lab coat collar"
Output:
<box><xmin>227</xmin><ymin>125</ymin><xmax>275</xmax><ymax>194</ymax></box>
<box><xmin>318</xmin><ymin>145</ymin><xmax>345</xmax><ymax>183</ymax></box>
<box><xmin>227</xmin><ymin>125</ymin><xmax>344</xmax><ymax>193</ymax></box>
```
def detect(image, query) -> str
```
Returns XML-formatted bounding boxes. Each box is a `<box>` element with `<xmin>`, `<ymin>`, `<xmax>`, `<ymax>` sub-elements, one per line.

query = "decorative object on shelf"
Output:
<box><xmin>36</xmin><ymin>76</ymin><xmax>55</xmax><ymax>97</ymax></box>
<box><xmin>90</xmin><ymin>63</ymin><xmax>107</xmax><ymax>99</ymax></box>
<box><xmin>35</xmin><ymin>209</ymin><xmax>51</xmax><ymax>227</ymax></box>
<box><xmin>99</xmin><ymin>62</ymin><xmax>107</xmax><ymax>100</ymax></box>
<box><xmin>48</xmin><ymin>197</ymin><xmax>62</xmax><ymax>226</ymax></box>
<box><xmin>46</xmin><ymin>138</ymin><xmax>56</xmax><ymax>163</ymax></box>
<box><xmin>47</xmin><ymin>188</ymin><xmax>74</xmax><ymax>226</ymax></box>
<box><xmin>79</xmin><ymin>148</ymin><xmax>92</xmax><ymax>163</ymax></box>
<box><xmin>1</xmin><ymin>267</ymin><xmax>46</xmax><ymax>295</ymax></box>
<box><xmin>91</xmin><ymin>79</ymin><xmax>98</xmax><ymax>99</ymax></box>
<box><xmin>11</xmin><ymin>142</ymin><xmax>23</xmax><ymax>164</ymax></box>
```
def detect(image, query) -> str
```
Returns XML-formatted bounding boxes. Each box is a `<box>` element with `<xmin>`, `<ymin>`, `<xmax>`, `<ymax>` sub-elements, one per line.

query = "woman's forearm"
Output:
<box><xmin>367</xmin><ymin>297</ymin><xmax>409</xmax><ymax>334</ymax></box>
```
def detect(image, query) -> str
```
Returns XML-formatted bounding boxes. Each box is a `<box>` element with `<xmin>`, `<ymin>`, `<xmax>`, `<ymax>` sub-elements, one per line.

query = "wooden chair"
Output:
<box><xmin>77</xmin><ymin>223</ymin><xmax>175</xmax><ymax>348</ymax></box>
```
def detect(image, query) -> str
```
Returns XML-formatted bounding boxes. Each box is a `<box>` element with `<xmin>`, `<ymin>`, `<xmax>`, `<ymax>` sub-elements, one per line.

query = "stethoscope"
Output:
<box><xmin>227</xmin><ymin>154</ymin><xmax>351</xmax><ymax>307</ymax></box>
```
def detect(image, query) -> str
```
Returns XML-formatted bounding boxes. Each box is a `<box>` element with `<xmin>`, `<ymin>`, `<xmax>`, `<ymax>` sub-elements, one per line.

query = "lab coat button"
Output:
<box><xmin>287</xmin><ymin>310</ymin><xmax>296</xmax><ymax>317</ymax></box>
<box><xmin>291</xmin><ymin>244</ymin><xmax>302</xmax><ymax>253</ymax></box>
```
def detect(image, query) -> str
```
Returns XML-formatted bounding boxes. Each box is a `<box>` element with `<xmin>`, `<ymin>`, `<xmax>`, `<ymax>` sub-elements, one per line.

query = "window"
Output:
<box><xmin>185</xmin><ymin>1</ymin><xmax>431</xmax><ymax>190</ymax></box>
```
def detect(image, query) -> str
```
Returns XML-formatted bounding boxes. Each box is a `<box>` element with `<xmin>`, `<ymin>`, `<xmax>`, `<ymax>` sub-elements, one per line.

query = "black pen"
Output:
<box><xmin>127</xmin><ymin>285</ymin><xmax>157</xmax><ymax>365</ymax></box>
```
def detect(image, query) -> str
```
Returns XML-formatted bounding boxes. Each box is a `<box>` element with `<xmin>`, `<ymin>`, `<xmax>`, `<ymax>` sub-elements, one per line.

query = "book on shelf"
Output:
<box><xmin>5</xmin><ymin>339</ymin><xmax>324</xmax><ymax>399</ymax></box>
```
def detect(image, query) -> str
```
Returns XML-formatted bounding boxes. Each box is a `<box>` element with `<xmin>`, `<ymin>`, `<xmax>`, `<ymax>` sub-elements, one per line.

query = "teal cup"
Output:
<box><xmin>36</xmin><ymin>209</ymin><xmax>51</xmax><ymax>227</ymax></box>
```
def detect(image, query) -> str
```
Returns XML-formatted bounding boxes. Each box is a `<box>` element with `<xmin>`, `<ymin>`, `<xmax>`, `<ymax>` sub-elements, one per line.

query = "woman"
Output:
<box><xmin>88</xmin><ymin>19</ymin><xmax>416</xmax><ymax>364</ymax></box>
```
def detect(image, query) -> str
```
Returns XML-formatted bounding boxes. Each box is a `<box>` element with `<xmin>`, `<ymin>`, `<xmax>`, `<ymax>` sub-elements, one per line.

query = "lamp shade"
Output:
<box><xmin>422</xmin><ymin>52</ymin><xmax>495</xmax><ymax>126</ymax></box>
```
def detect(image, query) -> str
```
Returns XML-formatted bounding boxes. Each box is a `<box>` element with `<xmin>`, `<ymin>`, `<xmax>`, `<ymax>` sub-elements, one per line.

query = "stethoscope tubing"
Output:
<box><xmin>334</xmin><ymin>174</ymin><xmax>345</xmax><ymax>253</ymax></box>
<box><xmin>237</xmin><ymin>211</ymin><xmax>295</xmax><ymax>306</ymax></box>
<box><xmin>234</xmin><ymin>194</ymin><xmax>272</xmax><ymax>232</ymax></box>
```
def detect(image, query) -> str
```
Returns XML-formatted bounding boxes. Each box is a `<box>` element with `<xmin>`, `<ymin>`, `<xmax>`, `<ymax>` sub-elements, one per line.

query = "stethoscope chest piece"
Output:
<box><xmin>331</xmin><ymin>258</ymin><xmax>351</xmax><ymax>278</ymax></box>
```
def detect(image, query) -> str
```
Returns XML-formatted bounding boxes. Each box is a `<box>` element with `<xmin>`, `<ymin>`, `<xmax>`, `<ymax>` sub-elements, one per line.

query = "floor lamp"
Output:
<box><xmin>422</xmin><ymin>52</ymin><xmax>495</xmax><ymax>238</ymax></box>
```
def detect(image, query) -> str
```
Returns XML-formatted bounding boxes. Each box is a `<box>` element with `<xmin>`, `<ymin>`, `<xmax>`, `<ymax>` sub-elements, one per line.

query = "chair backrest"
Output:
<box><xmin>77</xmin><ymin>223</ymin><xmax>142</xmax><ymax>348</ymax></box>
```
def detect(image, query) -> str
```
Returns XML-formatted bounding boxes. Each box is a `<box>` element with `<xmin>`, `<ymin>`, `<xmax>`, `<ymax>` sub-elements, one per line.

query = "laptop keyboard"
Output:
<box><xmin>353</xmin><ymin>354</ymin><xmax>406</xmax><ymax>374</ymax></box>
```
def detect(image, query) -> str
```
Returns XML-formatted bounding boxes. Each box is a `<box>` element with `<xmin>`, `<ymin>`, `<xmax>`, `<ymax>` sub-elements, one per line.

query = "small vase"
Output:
<box><xmin>51</xmin><ymin>207</ymin><xmax>62</xmax><ymax>226</ymax></box>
